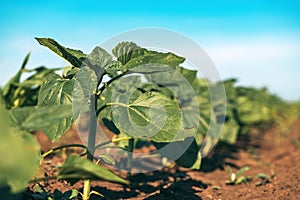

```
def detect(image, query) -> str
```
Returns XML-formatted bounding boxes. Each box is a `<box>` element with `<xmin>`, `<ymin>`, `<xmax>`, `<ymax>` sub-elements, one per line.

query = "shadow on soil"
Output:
<box><xmin>200</xmin><ymin>131</ymin><xmax>262</xmax><ymax>172</ymax></box>
<box><xmin>200</xmin><ymin>141</ymin><xmax>240</xmax><ymax>172</ymax></box>
<box><xmin>90</xmin><ymin>170</ymin><xmax>207</xmax><ymax>199</ymax></box>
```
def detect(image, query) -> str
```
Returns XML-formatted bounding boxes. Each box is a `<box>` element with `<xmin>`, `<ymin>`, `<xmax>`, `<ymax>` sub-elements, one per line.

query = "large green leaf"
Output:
<box><xmin>9</xmin><ymin>105</ymin><xmax>72</xmax><ymax>133</ymax></box>
<box><xmin>111</xmin><ymin>91</ymin><xmax>184</xmax><ymax>142</ymax></box>
<box><xmin>38</xmin><ymin>74</ymin><xmax>73</xmax><ymax>106</ymax></box>
<box><xmin>58</xmin><ymin>156</ymin><xmax>128</xmax><ymax>184</ymax></box>
<box><xmin>38</xmin><ymin>74</ymin><xmax>74</xmax><ymax>141</ymax></box>
<box><xmin>0</xmin><ymin>108</ymin><xmax>40</xmax><ymax>193</ymax></box>
<box><xmin>98</xmin><ymin>75</ymin><xmax>142</xmax><ymax>118</ymax></box>
<box><xmin>35</xmin><ymin>38</ymin><xmax>86</xmax><ymax>68</ymax></box>
<box><xmin>145</xmin><ymin>67</ymin><xmax>202</xmax><ymax>138</ymax></box>
<box><xmin>98</xmin><ymin>76</ymin><xmax>141</xmax><ymax>134</ymax></box>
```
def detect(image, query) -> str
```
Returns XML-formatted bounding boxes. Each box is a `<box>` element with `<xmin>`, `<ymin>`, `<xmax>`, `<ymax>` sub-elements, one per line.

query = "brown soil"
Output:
<box><xmin>26</xmin><ymin>119</ymin><xmax>300</xmax><ymax>199</ymax></box>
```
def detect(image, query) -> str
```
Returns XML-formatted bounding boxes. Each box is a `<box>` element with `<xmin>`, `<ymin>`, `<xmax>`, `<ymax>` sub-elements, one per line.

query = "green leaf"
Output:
<box><xmin>87</xmin><ymin>46</ymin><xmax>113</xmax><ymax>68</ymax></box>
<box><xmin>58</xmin><ymin>156</ymin><xmax>128</xmax><ymax>185</ymax></box>
<box><xmin>98</xmin><ymin>75</ymin><xmax>142</xmax><ymax>121</ymax></box>
<box><xmin>236</xmin><ymin>176</ymin><xmax>252</xmax><ymax>184</ymax></box>
<box><xmin>190</xmin><ymin>151</ymin><xmax>202</xmax><ymax>169</ymax></box>
<box><xmin>181</xmin><ymin>96</ymin><xmax>201</xmax><ymax>132</ymax></box>
<box><xmin>111</xmin><ymin>91</ymin><xmax>182</xmax><ymax>142</ymax></box>
<box><xmin>63</xmin><ymin>189</ymin><xmax>79</xmax><ymax>199</ymax></box>
<box><xmin>255</xmin><ymin>173</ymin><xmax>270</xmax><ymax>179</ymax></box>
<box><xmin>53</xmin><ymin>189</ymin><xmax>63</xmax><ymax>199</ymax></box>
<box><xmin>219</xmin><ymin>121</ymin><xmax>239</xmax><ymax>144</ymax></box>
<box><xmin>175</xmin><ymin>66</ymin><xmax>197</xmax><ymax>84</ymax></box>
<box><xmin>9</xmin><ymin>105</ymin><xmax>72</xmax><ymax>133</ymax></box>
<box><xmin>218</xmin><ymin>106</ymin><xmax>239</xmax><ymax>144</ymax></box>
<box><xmin>226</xmin><ymin>166</ymin><xmax>234</xmax><ymax>180</ymax></box>
<box><xmin>124</xmin><ymin>51</ymin><xmax>185</xmax><ymax>71</ymax></box>
<box><xmin>3</xmin><ymin>66</ymin><xmax>59</xmax><ymax>109</ymax></box>
<box><xmin>38</xmin><ymin>74</ymin><xmax>74</xmax><ymax>106</ymax></box>
<box><xmin>38</xmin><ymin>74</ymin><xmax>74</xmax><ymax>141</ymax></box>
<box><xmin>102</xmin><ymin>118</ymin><xmax>120</xmax><ymax>135</ymax></box>
<box><xmin>112</xmin><ymin>42</ymin><xmax>185</xmax><ymax>72</ymax></box>
<box><xmin>0</xmin><ymin>108</ymin><xmax>40</xmax><ymax>193</ymax></box>
<box><xmin>16</xmin><ymin>67</ymin><xmax>58</xmax><ymax>88</ymax></box>
<box><xmin>2</xmin><ymin>53</ymin><xmax>32</xmax><ymax>109</ymax></box>
<box><xmin>98</xmin><ymin>153</ymin><xmax>116</xmax><ymax>165</ymax></box>
<box><xmin>145</xmin><ymin>66</ymin><xmax>197</xmax><ymax>98</ymax></box>
<box><xmin>105</xmin><ymin>60</ymin><xmax>124</xmax><ymax>77</ymax></box>
<box><xmin>35</xmin><ymin>38</ymin><xmax>86</xmax><ymax>68</ymax></box>
<box><xmin>145</xmin><ymin>67</ymin><xmax>202</xmax><ymax>138</ymax></box>
<box><xmin>112</xmin><ymin>42</ymin><xmax>145</xmax><ymax>65</ymax></box>
<box><xmin>175</xmin><ymin>138</ymin><xmax>201</xmax><ymax>169</ymax></box>
<box><xmin>0</xmin><ymin>88</ymin><xmax>4</xmax><ymax>108</ymax></box>
<box><xmin>236</xmin><ymin>166</ymin><xmax>250</xmax><ymax>177</ymax></box>
<box><xmin>72</xmin><ymin>66</ymin><xmax>98</xmax><ymax>119</ymax></box>
<box><xmin>3</xmin><ymin>53</ymin><xmax>30</xmax><ymax>97</ymax></box>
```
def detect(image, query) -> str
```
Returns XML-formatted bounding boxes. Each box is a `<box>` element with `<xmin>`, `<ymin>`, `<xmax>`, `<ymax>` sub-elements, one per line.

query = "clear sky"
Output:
<box><xmin>1</xmin><ymin>0</ymin><xmax>299</xmax><ymax>101</ymax></box>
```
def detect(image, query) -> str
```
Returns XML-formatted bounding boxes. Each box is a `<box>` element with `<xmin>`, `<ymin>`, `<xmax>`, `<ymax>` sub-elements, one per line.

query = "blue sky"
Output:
<box><xmin>1</xmin><ymin>0</ymin><xmax>300</xmax><ymax>100</ymax></box>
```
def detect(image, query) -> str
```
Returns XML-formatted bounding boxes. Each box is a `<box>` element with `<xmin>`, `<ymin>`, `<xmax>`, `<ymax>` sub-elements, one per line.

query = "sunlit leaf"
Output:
<box><xmin>36</xmin><ymin>38</ymin><xmax>86</xmax><ymax>68</ymax></box>
<box><xmin>124</xmin><ymin>51</ymin><xmax>185</xmax><ymax>71</ymax></box>
<box><xmin>112</xmin><ymin>41</ymin><xmax>145</xmax><ymax>65</ymax></box>
<box><xmin>58</xmin><ymin>156</ymin><xmax>128</xmax><ymax>185</ymax></box>
<box><xmin>9</xmin><ymin>105</ymin><xmax>72</xmax><ymax>133</ymax></box>
<box><xmin>37</xmin><ymin>74</ymin><xmax>74</xmax><ymax>141</ymax></box>
<box><xmin>87</xmin><ymin>46</ymin><xmax>113</xmax><ymax>69</ymax></box>
<box><xmin>111</xmin><ymin>91</ymin><xmax>183</xmax><ymax>142</ymax></box>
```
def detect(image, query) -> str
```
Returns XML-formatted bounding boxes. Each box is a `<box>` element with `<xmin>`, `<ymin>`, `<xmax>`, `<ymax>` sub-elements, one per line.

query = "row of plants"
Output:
<box><xmin>0</xmin><ymin>38</ymin><xmax>298</xmax><ymax>199</ymax></box>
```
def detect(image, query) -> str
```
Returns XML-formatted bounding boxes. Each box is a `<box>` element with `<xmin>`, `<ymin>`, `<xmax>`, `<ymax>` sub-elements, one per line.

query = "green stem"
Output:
<box><xmin>96</xmin><ymin>104</ymin><xmax>109</xmax><ymax>116</ymax></box>
<box><xmin>96</xmin><ymin>145</ymin><xmax>128</xmax><ymax>152</ymax></box>
<box><xmin>127</xmin><ymin>138</ymin><xmax>134</xmax><ymax>178</ymax></box>
<box><xmin>98</xmin><ymin>71</ymin><xmax>128</xmax><ymax>94</ymax></box>
<box><xmin>87</xmin><ymin>94</ymin><xmax>97</xmax><ymax>160</ymax></box>
<box><xmin>83</xmin><ymin>180</ymin><xmax>91</xmax><ymax>200</ymax></box>
<box><xmin>41</xmin><ymin>144</ymin><xmax>87</xmax><ymax>158</ymax></box>
<box><xmin>96</xmin><ymin>102</ymin><xmax>129</xmax><ymax>116</ymax></box>
<box><xmin>84</xmin><ymin>93</ymin><xmax>98</xmax><ymax>200</ymax></box>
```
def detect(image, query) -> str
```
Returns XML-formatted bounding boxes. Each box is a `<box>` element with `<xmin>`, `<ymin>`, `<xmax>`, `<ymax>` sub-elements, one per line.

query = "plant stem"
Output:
<box><xmin>84</xmin><ymin>93</ymin><xmax>98</xmax><ymax>200</ymax></box>
<box><xmin>41</xmin><ymin>144</ymin><xmax>87</xmax><ymax>158</ymax></box>
<box><xmin>83</xmin><ymin>180</ymin><xmax>91</xmax><ymax>200</ymax></box>
<box><xmin>126</xmin><ymin>138</ymin><xmax>134</xmax><ymax>178</ymax></box>
<box><xmin>98</xmin><ymin>71</ymin><xmax>128</xmax><ymax>94</ymax></box>
<box><xmin>87</xmin><ymin>94</ymin><xmax>97</xmax><ymax>160</ymax></box>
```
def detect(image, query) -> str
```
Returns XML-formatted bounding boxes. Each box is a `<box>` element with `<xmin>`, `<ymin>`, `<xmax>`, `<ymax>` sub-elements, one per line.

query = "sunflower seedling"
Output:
<box><xmin>225</xmin><ymin>166</ymin><xmax>252</xmax><ymax>185</ymax></box>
